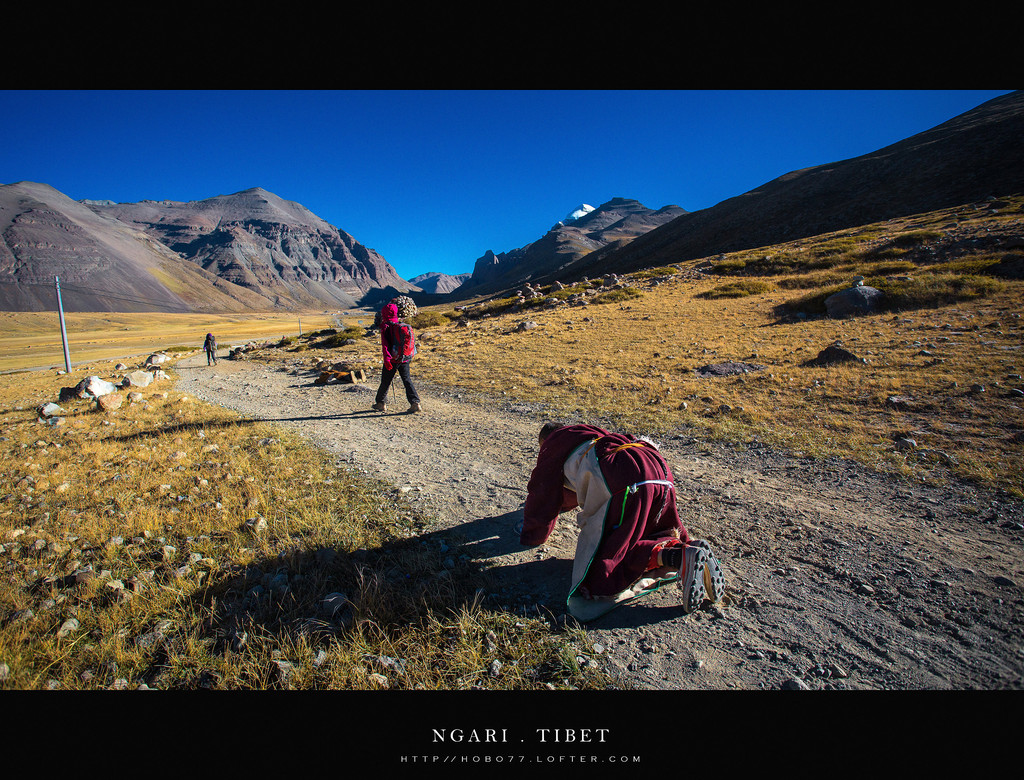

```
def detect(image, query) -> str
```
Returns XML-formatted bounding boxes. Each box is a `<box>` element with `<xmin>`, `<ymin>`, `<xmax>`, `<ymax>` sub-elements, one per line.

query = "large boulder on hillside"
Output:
<box><xmin>805</xmin><ymin>344</ymin><xmax>868</xmax><ymax>366</ymax></box>
<box><xmin>37</xmin><ymin>402</ymin><xmax>65</xmax><ymax>418</ymax></box>
<box><xmin>825</xmin><ymin>285</ymin><xmax>884</xmax><ymax>318</ymax></box>
<box><xmin>76</xmin><ymin>376</ymin><xmax>118</xmax><ymax>398</ymax></box>
<box><xmin>96</xmin><ymin>393</ymin><xmax>124</xmax><ymax>412</ymax></box>
<box><xmin>121</xmin><ymin>370</ymin><xmax>154</xmax><ymax>388</ymax></box>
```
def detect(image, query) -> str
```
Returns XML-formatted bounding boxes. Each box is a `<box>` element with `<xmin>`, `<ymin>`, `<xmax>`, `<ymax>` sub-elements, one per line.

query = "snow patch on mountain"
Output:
<box><xmin>564</xmin><ymin>204</ymin><xmax>595</xmax><ymax>222</ymax></box>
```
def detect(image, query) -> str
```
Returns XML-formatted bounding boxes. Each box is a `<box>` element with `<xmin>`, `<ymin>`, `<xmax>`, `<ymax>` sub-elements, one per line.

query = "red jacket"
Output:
<box><xmin>521</xmin><ymin>424</ymin><xmax>606</xmax><ymax>546</ymax></box>
<box><xmin>520</xmin><ymin>424</ymin><xmax>676</xmax><ymax>547</ymax></box>
<box><xmin>379</xmin><ymin>303</ymin><xmax>416</xmax><ymax>370</ymax></box>
<box><xmin>381</xmin><ymin>321</ymin><xmax>416</xmax><ymax>369</ymax></box>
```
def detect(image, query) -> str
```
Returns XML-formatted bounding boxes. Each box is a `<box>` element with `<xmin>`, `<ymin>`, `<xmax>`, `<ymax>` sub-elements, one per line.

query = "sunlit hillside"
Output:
<box><xmin>286</xmin><ymin>195</ymin><xmax>1024</xmax><ymax>495</ymax></box>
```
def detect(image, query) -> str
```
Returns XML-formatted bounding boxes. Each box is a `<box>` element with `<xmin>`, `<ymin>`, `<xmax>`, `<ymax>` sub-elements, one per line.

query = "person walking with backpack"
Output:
<box><xmin>203</xmin><ymin>332</ymin><xmax>218</xmax><ymax>366</ymax></box>
<box><xmin>372</xmin><ymin>303</ymin><xmax>421</xmax><ymax>413</ymax></box>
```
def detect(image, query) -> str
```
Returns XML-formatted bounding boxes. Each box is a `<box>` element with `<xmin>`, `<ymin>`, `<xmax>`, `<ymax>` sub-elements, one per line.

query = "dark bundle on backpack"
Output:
<box><xmin>373</xmin><ymin>295</ymin><xmax>418</xmax><ymax>329</ymax></box>
<box><xmin>391</xmin><ymin>295</ymin><xmax>417</xmax><ymax>319</ymax></box>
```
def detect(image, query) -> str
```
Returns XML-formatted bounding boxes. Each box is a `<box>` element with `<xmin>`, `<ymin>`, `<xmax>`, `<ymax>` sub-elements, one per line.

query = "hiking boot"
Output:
<box><xmin>371</xmin><ymin>401</ymin><xmax>387</xmax><ymax>413</ymax></box>
<box><xmin>408</xmin><ymin>401</ymin><xmax>421</xmax><ymax>413</ymax></box>
<box><xmin>676</xmin><ymin>543</ymin><xmax>710</xmax><ymax>613</ymax></box>
<box><xmin>690</xmin><ymin>540</ymin><xmax>725</xmax><ymax>604</ymax></box>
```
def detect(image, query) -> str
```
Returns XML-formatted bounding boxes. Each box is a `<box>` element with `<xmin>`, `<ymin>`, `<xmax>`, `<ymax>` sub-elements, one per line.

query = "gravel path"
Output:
<box><xmin>175</xmin><ymin>351</ymin><xmax>1024</xmax><ymax>689</ymax></box>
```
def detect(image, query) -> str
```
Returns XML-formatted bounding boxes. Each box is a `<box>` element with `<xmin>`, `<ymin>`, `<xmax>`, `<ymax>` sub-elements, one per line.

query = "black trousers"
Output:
<box><xmin>376</xmin><ymin>360</ymin><xmax>420</xmax><ymax>404</ymax></box>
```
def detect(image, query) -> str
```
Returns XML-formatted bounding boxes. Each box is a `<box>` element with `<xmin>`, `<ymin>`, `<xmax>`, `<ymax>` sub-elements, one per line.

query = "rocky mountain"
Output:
<box><xmin>84</xmin><ymin>187</ymin><xmax>416</xmax><ymax>311</ymax></box>
<box><xmin>0</xmin><ymin>183</ymin><xmax>415</xmax><ymax>313</ymax></box>
<box><xmin>455</xmin><ymin>197</ymin><xmax>687</xmax><ymax>297</ymax></box>
<box><xmin>573</xmin><ymin>90</ymin><xmax>1024</xmax><ymax>280</ymax></box>
<box><xmin>0</xmin><ymin>181</ymin><xmax>271</xmax><ymax>313</ymax></box>
<box><xmin>409</xmin><ymin>271</ymin><xmax>472</xmax><ymax>294</ymax></box>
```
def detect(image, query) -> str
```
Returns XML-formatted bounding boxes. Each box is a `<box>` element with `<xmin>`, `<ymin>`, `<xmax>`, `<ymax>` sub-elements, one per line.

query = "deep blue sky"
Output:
<box><xmin>1</xmin><ymin>89</ymin><xmax>1013</xmax><ymax>281</ymax></box>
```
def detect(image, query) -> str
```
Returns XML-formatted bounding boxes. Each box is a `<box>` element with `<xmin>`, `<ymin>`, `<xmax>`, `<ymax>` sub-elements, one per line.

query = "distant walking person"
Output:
<box><xmin>203</xmin><ymin>332</ymin><xmax>218</xmax><ymax>366</ymax></box>
<box><xmin>372</xmin><ymin>303</ymin><xmax>421</xmax><ymax>413</ymax></box>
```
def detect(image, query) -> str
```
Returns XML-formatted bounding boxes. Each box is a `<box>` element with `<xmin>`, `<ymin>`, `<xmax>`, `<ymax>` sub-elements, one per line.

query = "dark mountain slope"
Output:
<box><xmin>575</xmin><ymin>90</ymin><xmax>1024</xmax><ymax>278</ymax></box>
<box><xmin>456</xmin><ymin>198</ymin><xmax>686</xmax><ymax>297</ymax></box>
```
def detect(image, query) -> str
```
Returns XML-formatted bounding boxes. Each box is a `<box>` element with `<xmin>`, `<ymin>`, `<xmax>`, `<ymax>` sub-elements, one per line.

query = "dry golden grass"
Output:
<box><xmin>260</xmin><ymin>200</ymin><xmax>1023</xmax><ymax>498</ymax></box>
<box><xmin>0</xmin><ymin>360</ymin><xmax>612</xmax><ymax>690</ymax></box>
<box><xmin>2</xmin><ymin>195</ymin><xmax>1021</xmax><ymax>689</ymax></box>
<box><xmin>395</xmin><ymin>197</ymin><xmax>1024</xmax><ymax>496</ymax></box>
<box><xmin>404</xmin><ymin>278</ymin><xmax>1020</xmax><ymax>494</ymax></box>
<box><xmin>0</xmin><ymin>311</ymin><xmax>340</xmax><ymax>374</ymax></box>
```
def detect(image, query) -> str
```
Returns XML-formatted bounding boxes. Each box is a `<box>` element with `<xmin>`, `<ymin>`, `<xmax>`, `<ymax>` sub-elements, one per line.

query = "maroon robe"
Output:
<box><xmin>522</xmin><ymin>424</ymin><xmax>690</xmax><ymax>596</ymax></box>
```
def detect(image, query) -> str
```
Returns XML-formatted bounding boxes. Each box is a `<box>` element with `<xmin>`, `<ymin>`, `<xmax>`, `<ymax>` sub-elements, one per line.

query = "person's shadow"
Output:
<box><xmin>450</xmin><ymin>507</ymin><xmax>691</xmax><ymax>628</ymax></box>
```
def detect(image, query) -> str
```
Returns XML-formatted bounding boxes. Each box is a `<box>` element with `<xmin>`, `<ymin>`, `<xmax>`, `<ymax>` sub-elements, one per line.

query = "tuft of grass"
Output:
<box><xmin>927</xmin><ymin>253</ymin><xmax>1008</xmax><ymax>276</ymax></box>
<box><xmin>698</xmin><ymin>280</ymin><xmax>776</xmax><ymax>299</ymax></box>
<box><xmin>893</xmin><ymin>229</ymin><xmax>944</xmax><ymax>247</ymax></box>
<box><xmin>591</xmin><ymin>287</ymin><xmax>642</xmax><ymax>304</ymax></box>
<box><xmin>633</xmin><ymin>266</ymin><xmax>679</xmax><ymax>279</ymax></box>
<box><xmin>868</xmin><ymin>273</ymin><xmax>1005</xmax><ymax>309</ymax></box>
<box><xmin>782</xmin><ymin>272</ymin><xmax>1005</xmax><ymax>315</ymax></box>
<box><xmin>314</xmin><ymin>326</ymin><xmax>366</xmax><ymax>348</ymax></box>
<box><xmin>409</xmin><ymin>311</ymin><xmax>450</xmax><ymax>329</ymax></box>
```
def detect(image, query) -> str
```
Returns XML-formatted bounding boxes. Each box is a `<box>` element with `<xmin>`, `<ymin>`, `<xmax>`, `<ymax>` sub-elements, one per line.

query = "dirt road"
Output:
<box><xmin>174</xmin><ymin>351</ymin><xmax>1024</xmax><ymax>689</ymax></box>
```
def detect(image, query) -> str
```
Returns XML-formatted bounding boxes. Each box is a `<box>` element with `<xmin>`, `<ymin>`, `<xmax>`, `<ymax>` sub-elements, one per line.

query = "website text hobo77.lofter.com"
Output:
<box><xmin>398</xmin><ymin>728</ymin><xmax>641</xmax><ymax>764</ymax></box>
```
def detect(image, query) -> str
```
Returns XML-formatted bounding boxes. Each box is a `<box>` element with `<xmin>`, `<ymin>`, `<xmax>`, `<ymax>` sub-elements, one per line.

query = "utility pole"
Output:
<box><xmin>55</xmin><ymin>276</ymin><xmax>71</xmax><ymax>373</ymax></box>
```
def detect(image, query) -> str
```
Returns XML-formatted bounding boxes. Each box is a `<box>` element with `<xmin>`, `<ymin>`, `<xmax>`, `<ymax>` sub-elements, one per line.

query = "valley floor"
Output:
<box><xmin>174</xmin><ymin>351</ymin><xmax>1024</xmax><ymax>690</ymax></box>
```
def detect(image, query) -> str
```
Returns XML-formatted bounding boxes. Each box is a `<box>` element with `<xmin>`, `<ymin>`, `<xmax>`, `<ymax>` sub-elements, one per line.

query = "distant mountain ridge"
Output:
<box><xmin>0</xmin><ymin>181</ymin><xmax>268</xmax><ymax>312</ymax></box>
<box><xmin>85</xmin><ymin>188</ymin><xmax>415</xmax><ymax>310</ymax></box>
<box><xmin>455</xmin><ymin>197</ymin><xmax>687</xmax><ymax>297</ymax></box>
<box><xmin>409</xmin><ymin>271</ymin><xmax>471</xmax><ymax>294</ymax></box>
<box><xmin>0</xmin><ymin>183</ymin><xmax>416</xmax><ymax>313</ymax></box>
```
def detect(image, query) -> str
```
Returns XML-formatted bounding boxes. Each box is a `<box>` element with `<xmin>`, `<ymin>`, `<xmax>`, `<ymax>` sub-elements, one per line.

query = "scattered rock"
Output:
<box><xmin>805</xmin><ymin>344</ymin><xmax>867</xmax><ymax>366</ymax></box>
<box><xmin>243</xmin><ymin>516</ymin><xmax>268</xmax><ymax>533</ymax></box>
<box><xmin>695</xmin><ymin>362</ymin><xmax>765</xmax><ymax>378</ymax></box>
<box><xmin>886</xmin><ymin>395</ymin><xmax>918</xmax><ymax>411</ymax></box>
<box><xmin>825</xmin><ymin>284</ymin><xmax>884</xmax><ymax>318</ymax></box>
<box><xmin>321</xmin><ymin>592</ymin><xmax>350</xmax><ymax>620</ymax></box>
<box><xmin>121</xmin><ymin>370</ymin><xmax>154</xmax><ymax>388</ymax></box>
<box><xmin>96</xmin><ymin>393</ymin><xmax>124</xmax><ymax>412</ymax></box>
<box><xmin>76</xmin><ymin>376</ymin><xmax>117</xmax><ymax>398</ymax></box>
<box><xmin>270</xmin><ymin>659</ymin><xmax>296</xmax><ymax>688</ymax></box>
